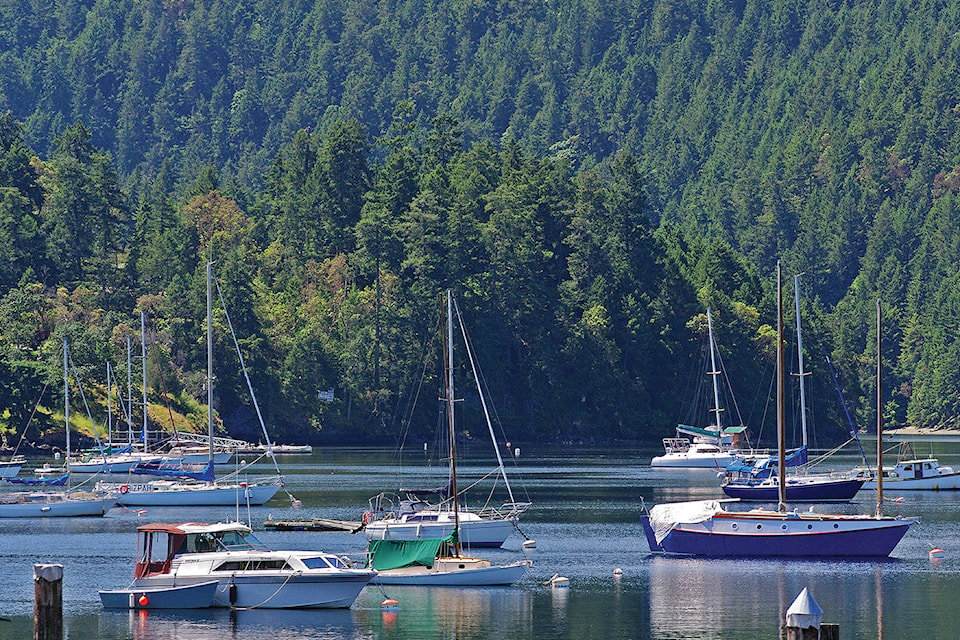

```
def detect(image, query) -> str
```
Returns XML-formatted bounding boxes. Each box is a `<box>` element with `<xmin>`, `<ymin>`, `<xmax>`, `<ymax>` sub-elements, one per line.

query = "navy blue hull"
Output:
<box><xmin>641</xmin><ymin>514</ymin><xmax>911</xmax><ymax>558</ymax></box>
<box><xmin>721</xmin><ymin>478</ymin><xmax>864</xmax><ymax>502</ymax></box>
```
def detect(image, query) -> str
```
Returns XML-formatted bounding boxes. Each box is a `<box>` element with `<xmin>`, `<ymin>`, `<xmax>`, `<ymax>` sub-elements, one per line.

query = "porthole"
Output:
<box><xmin>833</xmin><ymin>523</ymin><xmax>839</xmax><ymax>529</ymax></box>
<box><xmin>807</xmin><ymin>524</ymin><xmax>813</xmax><ymax>530</ymax></box>
<box><xmin>731</xmin><ymin>523</ymin><xmax>738</xmax><ymax>530</ymax></box>
<box><xmin>781</xmin><ymin>524</ymin><xmax>788</xmax><ymax>531</ymax></box>
<box><xmin>756</xmin><ymin>524</ymin><xmax>763</xmax><ymax>530</ymax></box>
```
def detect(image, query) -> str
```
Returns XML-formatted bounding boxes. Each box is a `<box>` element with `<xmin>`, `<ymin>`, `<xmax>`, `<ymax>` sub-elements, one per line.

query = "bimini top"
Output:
<box><xmin>136</xmin><ymin>522</ymin><xmax>252</xmax><ymax>535</ymax></box>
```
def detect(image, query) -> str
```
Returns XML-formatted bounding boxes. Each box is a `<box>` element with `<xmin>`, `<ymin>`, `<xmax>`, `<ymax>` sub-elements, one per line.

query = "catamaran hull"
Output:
<box><xmin>641</xmin><ymin>514</ymin><xmax>913</xmax><ymax>557</ymax></box>
<box><xmin>364</xmin><ymin>518</ymin><xmax>516</xmax><ymax>548</ymax></box>
<box><xmin>0</xmin><ymin>497</ymin><xmax>115</xmax><ymax>518</ymax></box>
<box><xmin>370</xmin><ymin>562</ymin><xmax>529</xmax><ymax>586</ymax></box>
<box><xmin>721</xmin><ymin>478</ymin><xmax>864</xmax><ymax>502</ymax></box>
<box><xmin>135</xmin><ymin>573</ymin><xmax>373</xmax><ymax>609</ymax></box>
<box><xmin>109</xmin><ymin>483</ymin><xmax>281</xmax><ymax>506</ymax></box>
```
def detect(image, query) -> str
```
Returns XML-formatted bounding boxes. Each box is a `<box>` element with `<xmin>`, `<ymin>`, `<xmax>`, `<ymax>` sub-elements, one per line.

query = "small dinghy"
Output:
<box><xmin>99</xmin><ymin>580</ymin><xmax>219</xmax><ymax>609</ymax></box>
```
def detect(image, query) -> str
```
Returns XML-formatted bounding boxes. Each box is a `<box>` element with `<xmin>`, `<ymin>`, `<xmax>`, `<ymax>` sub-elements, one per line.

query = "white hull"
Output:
<box><xmin>0</xmin><ymin>494</ymin><xmax>115</xmax><ymax>517</ymax></box>
<box><xmin>136</xmin><ymin>572</ymin><xmax>373</xmax><ymax>608</ymax></box>
<box><xmin>364</xmin><ymin>518</ymin><xmax>517</xmax><ymax>548</ymax></box>
<box><xmin>651</xmin><ymin>452</ymin><xmax>739</xmax><ymax>468</ymax></box>
<box><xmin>862</xmin><ymin>474</ymin><xmax>960</xmax><ymax>490</ymax></box>
<box><xmin>102</xmin><ymin>481</ymin><xmax>281</xmax><ymax>506</ymax></box>
<box><xmin>69</xmin><ymin>454</ymin><xmax>164</xmax><ymax>474</ymax></box>
<box><xmin>371</xmin><ymin>559</ymin><xmax>530</xmax><ymax>586</ymax></box>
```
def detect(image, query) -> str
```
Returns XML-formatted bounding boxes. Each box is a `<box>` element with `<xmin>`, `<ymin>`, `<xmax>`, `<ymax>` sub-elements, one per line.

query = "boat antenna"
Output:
<box><xmin>777</xmin><ymin>262</ymin><xmax>787</xmax><ymax>513</ymax></box>
<box><xmin>445</xmin><ymin>290</ymin><xmax>461</xmax><ymax>557</ymax></box>
<box><xmin>876</xmin><ymin>299</ymin><xmax>884</xmax><ymax>518</ymax></box>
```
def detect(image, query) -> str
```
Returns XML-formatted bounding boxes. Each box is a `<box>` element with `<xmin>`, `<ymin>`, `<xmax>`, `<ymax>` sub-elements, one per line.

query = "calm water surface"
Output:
<box><xmin>0</xmin><ymin>445</ymin><xmax>958</xmax><ymax>639</ymax></box>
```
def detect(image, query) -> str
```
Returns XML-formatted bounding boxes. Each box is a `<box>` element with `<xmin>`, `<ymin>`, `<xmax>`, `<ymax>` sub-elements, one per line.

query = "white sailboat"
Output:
<box><xmin>652</xmin><ymin>309</ymin><xmax>746</xmax><ymax>468</ymax></box>
<box><xmin>96</xmin><ymin>263</ymin><xmax>282</xmax><ymax>506</ymax></box>
<box><xmin>366</xmin><ymin>290</ymin><xmax>530</xmax><ymax>586</ymax></box>
<box><xmin>0</xmin><ymin>339</ymin><xmax>116</xmax><ymax>517</ymax></box>
<box><xmin>363</xmin><ymin>290</ymin><xmax>529</xmax><ymax>549</ymax></box>
<box><xmin>642</xmin><ymin>266</ymin><xmax>917</xmax><ymax>558</ymax></box>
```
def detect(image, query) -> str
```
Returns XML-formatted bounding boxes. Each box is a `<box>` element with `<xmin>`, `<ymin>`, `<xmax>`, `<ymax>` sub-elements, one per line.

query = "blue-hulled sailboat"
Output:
<box><xmin>641</xmin><ymin>266</ymin><xmax>916</xmax><ymax>558</ymax></box>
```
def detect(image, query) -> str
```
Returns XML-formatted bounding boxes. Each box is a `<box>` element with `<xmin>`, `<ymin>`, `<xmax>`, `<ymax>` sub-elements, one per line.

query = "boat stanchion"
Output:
<box><xmin>33</xmin><ymin>563</ymin><xmax>62</xmax><ymax>640</ymax></box>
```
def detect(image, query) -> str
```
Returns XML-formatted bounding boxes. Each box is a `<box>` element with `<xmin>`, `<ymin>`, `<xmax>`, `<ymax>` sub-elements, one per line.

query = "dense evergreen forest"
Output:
<box><xmin>2</xmin><ymin>0</ymin><xmax>960</xmax><ymax>446</ymax></box>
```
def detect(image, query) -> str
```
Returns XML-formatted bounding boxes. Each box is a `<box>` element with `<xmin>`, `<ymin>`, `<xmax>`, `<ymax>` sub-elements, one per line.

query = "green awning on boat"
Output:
<box><xmin>724</xmin><ymin>426</ymin><xmax>748</xmax><ymax>434</ymax></box>
<box><xmin>367</xmin><ymin>534</ymin><xmax>455</xmax><ymax>570</ymax></box>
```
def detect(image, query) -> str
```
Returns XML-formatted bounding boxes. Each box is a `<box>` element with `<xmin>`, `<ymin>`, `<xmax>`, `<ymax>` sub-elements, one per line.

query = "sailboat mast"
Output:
<box><xmin>794</xmin><ymin>275</ymin><xmax>809</xmax><ymax>449</ymax></box>
<box><xmin>445</xmin><ymin>290</ymin><xmax>460</xmax><ymax>556</ymax></box>
<box><xmin>127</xmin><ymin>337</ymin><xmax>133</xmax><ymax>446</ymax></box>
<box><xmin>64</xmin><ymin>338</ymin><xmax>71</xmax><ymax>490</ymax></box>
<box><xmin>706</xmin><ymin>309</ymin><xmax>724</xmax><ymax>445</ymax></box>
<box><xmin>207</xmin><ymin>262</ymin><xmax>215</xmax><ymax>464</ymax></box>
<box><xmin>876</xmin><ymin>299</ymin><xmax>884</xmax><ymax>518</ymax></box>
<box><xmin>777</xmin><ymin>262</ymin><xmax>787</xmax><ymax>512</ymax></box>
<box><xmin>141</xmin><ymin>312</ymin><xmax>148</xmax><ymax>451</ymax></box>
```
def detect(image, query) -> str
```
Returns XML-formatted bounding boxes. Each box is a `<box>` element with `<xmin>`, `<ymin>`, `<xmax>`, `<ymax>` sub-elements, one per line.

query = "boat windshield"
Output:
<box><xmin>185</xmin><ymin>529</ymin><xmax>269</xmax><ymax>553</ymax></box>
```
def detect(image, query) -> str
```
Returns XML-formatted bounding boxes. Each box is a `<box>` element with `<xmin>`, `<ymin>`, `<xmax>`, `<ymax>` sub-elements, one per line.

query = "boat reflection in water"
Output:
<box><xmin>97</xmin><ymin>587</ymin><xmax>533</xmax><ymax>640</ymax></box>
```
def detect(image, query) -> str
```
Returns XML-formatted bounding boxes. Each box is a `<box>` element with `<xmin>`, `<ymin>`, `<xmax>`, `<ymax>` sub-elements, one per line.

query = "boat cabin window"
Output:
<box><xmin>903</xmin><ymin>464</ymin><xmax>913</xmax><ymax>471</ymax></box>
<box><xmin>214</xmin><ymin>559</ymin><xmax>290</xmax><ymax>572</ymax></box>
<box><xmin>301</xmin><ymin>556</ymin><xmax>347</xmax><ymax>569</ymax></box>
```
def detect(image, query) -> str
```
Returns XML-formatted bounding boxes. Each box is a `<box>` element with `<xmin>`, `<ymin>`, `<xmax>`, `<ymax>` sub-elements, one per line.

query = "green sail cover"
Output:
<box><xmin>367</xmin><ymin>535</ymin><xmax>455</xmax><ymax>571</ymax></box>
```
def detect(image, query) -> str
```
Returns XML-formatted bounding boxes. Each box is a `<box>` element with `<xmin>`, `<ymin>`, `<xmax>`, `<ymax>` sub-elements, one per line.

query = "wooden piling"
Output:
<box><xmin>780</xmin><ymin>623</ymin><xmax>839</xmax><ymax>639</ymax></box>
<box><xmin>33</xmin><ymin>564</ymin><xmax>62</xmax><ymax>640</ymax></box>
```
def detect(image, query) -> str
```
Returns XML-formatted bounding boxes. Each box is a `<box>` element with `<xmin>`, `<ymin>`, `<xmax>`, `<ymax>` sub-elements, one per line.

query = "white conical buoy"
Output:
<box><xmin>548</xmin><ymin>574</ymin><xmax>569</xmax><ymax>588</ymax></box>
<box><xmin>522</xmin><ymin>539</ymin><xmax>537</xmax><ymax>549</ymax></box>
<box><xmin>613</xmin><ymin>567</ymin><xmax>623</xmax><ymax>575</ymax></box>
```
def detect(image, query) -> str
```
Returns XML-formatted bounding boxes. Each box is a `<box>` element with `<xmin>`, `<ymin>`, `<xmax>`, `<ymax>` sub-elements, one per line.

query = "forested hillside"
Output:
<box><xmin>2</xmin><ymin>0</ymin><xmax>960</xmax><ymax>445</ymax></box>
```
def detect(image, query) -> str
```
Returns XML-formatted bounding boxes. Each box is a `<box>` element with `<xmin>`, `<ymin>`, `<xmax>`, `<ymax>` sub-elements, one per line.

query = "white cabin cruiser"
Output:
<box><xmin>127</xmin><ymin>522</ymin><xmax>375</xmax><ymax>608</ymax></box>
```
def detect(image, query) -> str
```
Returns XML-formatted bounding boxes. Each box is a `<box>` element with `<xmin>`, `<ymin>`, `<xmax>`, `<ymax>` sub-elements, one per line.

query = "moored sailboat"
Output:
<box><xmin>363</xmin><ymin>290</ymin><xmax>529</xmax><ymax>549</ymax></box>
<box><xmin>96</xmin><ymin>263</ymin><xmax>282</xmax><ymax>506</ymax></box>
<box><xmin>720</xmin><ymin>274</ymin><xmax>864</xmax><ymax>502</ymax></box>
<box><xmin>641</xmin><ymin>266</ymin><xmax>917</xmax><ymax>557</ymax></box>
<box><xmin>366</xmin><ymin>291</ymin><xmax>530</xmax><ymax>585</ymax></box>
<box><xmin>0</xmin><ymin>339</ymin><xmax>116</xmax><ymax>518</ymax></box>
<box><xmin>651</xmin><ymin>309</ymin><xmax>746</xmax><ymax>468</ymax></box>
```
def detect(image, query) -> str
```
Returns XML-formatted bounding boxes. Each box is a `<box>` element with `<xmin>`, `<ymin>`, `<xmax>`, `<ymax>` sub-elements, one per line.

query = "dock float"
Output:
<box><xmin>263</xmin><ymin>518</ymin><xmax>363</xmax><ymax>532</ymax></box>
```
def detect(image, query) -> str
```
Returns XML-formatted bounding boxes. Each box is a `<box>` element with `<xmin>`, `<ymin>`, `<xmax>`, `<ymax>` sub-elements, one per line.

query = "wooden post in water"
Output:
<box><xmin>780</xmin><ymin>588</ymin><xmax>839</xmax><ymax>640</ymax></box>
<box><xmin>33</xmin><ymin>564</ymin><xmax>62</xmax><ymax>640</ymax></box>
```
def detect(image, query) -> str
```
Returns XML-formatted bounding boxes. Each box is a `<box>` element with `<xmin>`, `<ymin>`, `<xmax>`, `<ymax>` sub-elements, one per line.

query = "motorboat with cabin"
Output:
<box><xmin>122</xmin><ymin>521</ymin><xmax>375</xmax><ymax>608</ymax></box>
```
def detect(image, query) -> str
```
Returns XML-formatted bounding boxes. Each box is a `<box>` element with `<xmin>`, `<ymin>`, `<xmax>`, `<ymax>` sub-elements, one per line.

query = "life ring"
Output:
<box><xmin>362</xmin><ymin>511</ymin><xmax>373</xmax><ymax>524</ymax></box>
<box><xmin>119</xmin><ymin>485</ymin><xmax>129</xmax><ymax>494</ymax></box>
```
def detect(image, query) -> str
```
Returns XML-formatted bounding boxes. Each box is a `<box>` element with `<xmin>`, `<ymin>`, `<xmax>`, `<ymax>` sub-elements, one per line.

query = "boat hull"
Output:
<box><xmin>0</xmin><ymin>496</ymin><xmax>115</xmax><ymax>518</ymax></box>
<box><xmin>370</xmin><ymin>561</ymin><xmax>529</xmax><ymax>586</ymax></box>
<box><xmin>641</xmin><ymin>513</ymin><xmax>914</xmax><ymax>557</ymax></box>
<box><xmin>721</xmin><ymin>478</ymin><xmax>864</xmax><ymax>502</ymax></box>
<box><xmin>136</xmin><ymin>572</ymin><xmax>373</xmax><ymax>609</ymax></box>
<box><xmin>364</xmin><ymin>518</ymin><xmax>516</xmax><ymax>548</ymax></box>
<box><xmin>651</xmin><ymin>453</ymin><xmax>739</xmax><ymax>468</ymax></box>
<box><xmin>862</xmin><ymin>472</ymin><xmax>960</xmax><ymax>491</ymax></box>
<box><xmin>100</xmin><ymin>580</ymin><xmax>219</xmax><ymax>609</ymax></box>
<box><xmin>109</xmin><ymin>482</ymin><xmax>281</xmax><ymax>506</ymax></box>
<box><xmin>0</xmin><ymin>463</ymin><xmax>23</xmax><ymax>479</ymax></box>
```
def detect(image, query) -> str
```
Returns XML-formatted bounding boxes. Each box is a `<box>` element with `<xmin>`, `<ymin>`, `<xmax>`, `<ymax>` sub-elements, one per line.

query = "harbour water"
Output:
<box><xmin>0</xmin><ymin>445</ymin><xmax>957</xmax><ymax>639</ymax></box>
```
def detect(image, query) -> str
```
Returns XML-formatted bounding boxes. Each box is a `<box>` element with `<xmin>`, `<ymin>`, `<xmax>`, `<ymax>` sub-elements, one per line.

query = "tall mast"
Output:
<box><xmin>127</xmin><ymin>337</ymin><xmax>133</xmax><ymax>446</ymax></box>
<box><xmin>207</xmin><ymin>262</ymin><xmax>215</xmax><ymax>463</ymax></box>
<box><xmin>777</xmin><ymin>262</ymin><xmax>787</xmax><ymax>512</ymax></box>
<box><xmin>794</xmin><ymin>274</ymin><xmax>809</xmax><ymax>450</ymax></box>
<box><xmin>876</xmin><ymin>299</ymin><xmax>884</xmax><ymax>518</ymax></box>
<box><xmin>141</xmin><ymin>312</ymin><xmax>148</xmax><ymax>450</ymax></box>
<box><xmin>706</xmin><ymin>308</ymin><xmax>724</xmax><ymax>445</ymax></box>
<box><xmin>445</xmin><ymin>290</ymin><xmax>460</xmax><ymax>557</ymax></box>
<box><xmin>64</xmin><ymin>338</ymin><xmax>71</xmax><ymax>490</ymax></box>
<box><xmin>106</xmin><ymin>362</ymin><xmax>112</xmax><ymax>446</ymax></box>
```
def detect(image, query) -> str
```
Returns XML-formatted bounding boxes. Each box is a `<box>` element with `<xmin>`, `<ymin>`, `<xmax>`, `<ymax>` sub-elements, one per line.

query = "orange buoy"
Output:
<box><xmin>380</xmin><ymin>598</ymin><xmax>400</xmax><ymax>610</ymax></box>
<box><xmin>138</xmin><ymin>594</ymin><xmax>149</xmax><ymax>607</ymax></box>
<box><xmin>930</xmin><ymin>548</ymin><xmax>945</xmax><ymax>559</ymax></box>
